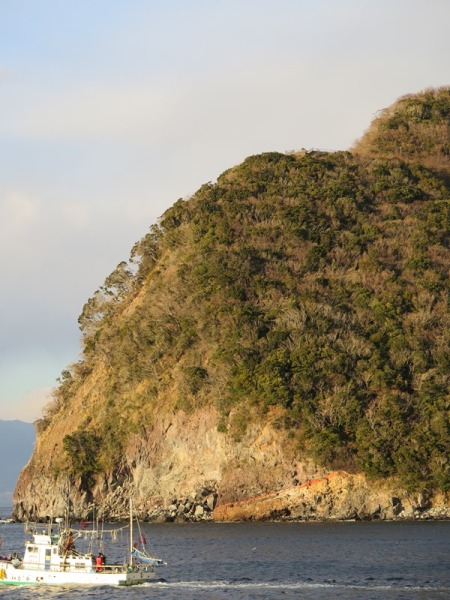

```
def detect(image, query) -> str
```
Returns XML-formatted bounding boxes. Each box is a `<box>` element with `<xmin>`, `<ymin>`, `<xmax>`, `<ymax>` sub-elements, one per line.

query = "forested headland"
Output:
<box><xmin>19</xmin><ymin>88</ymin><xmax>450</xmax><ymax>520</ymax></box>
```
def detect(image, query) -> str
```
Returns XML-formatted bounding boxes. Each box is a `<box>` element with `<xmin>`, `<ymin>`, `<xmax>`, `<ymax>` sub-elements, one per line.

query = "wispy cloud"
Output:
<box><xmin>0</xmin><ymin>71</ymin><xmax>364</xmax><ymax>152</ymax></box>
<box><xmin>1</xmin><ymin>386</ymin><xmax>52</xmax><ymax>423</ymax></box>
<box><xmin>0</xmin><ymin>84</ymin><xmax>173</xmax><ymax>141</ymax></box>
<box><xmin>0</xmin><ymin>190</ymin><xmax>40</xmax><ymax>234</ymax></box>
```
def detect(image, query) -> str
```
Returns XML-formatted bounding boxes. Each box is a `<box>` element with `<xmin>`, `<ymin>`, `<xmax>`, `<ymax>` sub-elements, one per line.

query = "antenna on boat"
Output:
<box><xmin>129</xmin><ymin>496</ymin><xmax>133</xmax><ymax>566</ymax></box>
<box><xmin>63</xmin><ymin>479</ymin><xmax>71</xmax><ymax>531</ymax></box>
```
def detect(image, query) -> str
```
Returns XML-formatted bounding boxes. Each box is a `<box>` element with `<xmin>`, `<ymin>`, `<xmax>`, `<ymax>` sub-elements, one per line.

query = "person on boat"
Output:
<box><xmin>96</xmin><ymin>552</ymin><xmax>106</xmax><ymax>572</ymax></box>
<box><xmin>64</xmin><ymin>531</ymin><xmax>76</xmax><ymax>553</ymax></box>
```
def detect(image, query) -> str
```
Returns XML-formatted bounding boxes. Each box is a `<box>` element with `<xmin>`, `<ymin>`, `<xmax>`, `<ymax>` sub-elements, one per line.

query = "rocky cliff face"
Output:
<box><xmin>14</xmin><ymin>406</ymin><xmax>325</xmax><ymax>521</ymax></box>
<box><xmin>14</xmin><ymin>405</ymin><xmax>449</xmax><ymax>522</ymax></box>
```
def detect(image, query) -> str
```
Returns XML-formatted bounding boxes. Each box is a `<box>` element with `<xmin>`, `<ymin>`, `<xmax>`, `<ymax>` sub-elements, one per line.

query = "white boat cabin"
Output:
<box><xmin>23</xmin><ymin>532</ymin><xmax>97</xmax><ymax>573</ymax></box>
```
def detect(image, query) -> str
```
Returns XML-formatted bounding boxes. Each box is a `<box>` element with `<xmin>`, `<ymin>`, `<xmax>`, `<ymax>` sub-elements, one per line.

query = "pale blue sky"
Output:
<box><xmin>0</xmin><ymin>0</ymin><xmax>449</xmax><ymax>421</ymax></box>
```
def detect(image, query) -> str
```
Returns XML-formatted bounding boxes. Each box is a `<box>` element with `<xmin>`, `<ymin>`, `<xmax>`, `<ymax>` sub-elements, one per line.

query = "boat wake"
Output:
<box><xmin>1</xmin><ymin>579</ymin><xmax>449</xmax><ymax>599</ymax></box>
<box><xmin>151</xmin><ymin>578</ymin><xmax>450</xmax><ymax>593</ymax></box>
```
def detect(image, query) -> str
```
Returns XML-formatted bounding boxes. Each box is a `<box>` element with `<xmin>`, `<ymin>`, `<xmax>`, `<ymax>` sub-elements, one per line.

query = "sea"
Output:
<box><xmin>0</xmin><ymin>520</ymin><xmax>449</xmax><ymax>599</ymax></box>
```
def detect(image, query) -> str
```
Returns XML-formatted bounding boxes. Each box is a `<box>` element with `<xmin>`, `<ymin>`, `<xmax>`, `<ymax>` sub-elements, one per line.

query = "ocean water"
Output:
<box><xmin>0</xmin><ymin>520</ymin><xmax>449</xmax><ymax>599</ymax></box>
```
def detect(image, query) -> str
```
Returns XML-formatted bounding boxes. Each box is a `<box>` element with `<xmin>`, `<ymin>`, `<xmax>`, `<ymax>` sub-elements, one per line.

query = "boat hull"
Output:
<box><xmin>0</xmin><ymin>561</ymin><xmax>157</xmax><ymax>586</ymax></box>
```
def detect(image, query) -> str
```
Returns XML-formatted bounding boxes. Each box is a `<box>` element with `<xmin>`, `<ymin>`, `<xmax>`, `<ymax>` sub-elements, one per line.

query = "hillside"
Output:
<box><xmin>14</xmin><ymin>87</ymin><xmax>450</xmax><ymax>521</ymax></box>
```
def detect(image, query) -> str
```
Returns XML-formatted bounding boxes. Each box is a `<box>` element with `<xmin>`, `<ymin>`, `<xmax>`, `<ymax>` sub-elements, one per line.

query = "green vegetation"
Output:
<box><xmin>354</xmin><ymin>86</ymin><xmax>450</xmax><ymax>175</ymax></box>
<box><xmin>63</xmin><ymin>428</ymin><xmax>102</xmax><ymax>487</ymax></box>
<box><xmin>46</xmin><ymin>88</ymin><xmax>450</xmax><ymax>492</ymax></box>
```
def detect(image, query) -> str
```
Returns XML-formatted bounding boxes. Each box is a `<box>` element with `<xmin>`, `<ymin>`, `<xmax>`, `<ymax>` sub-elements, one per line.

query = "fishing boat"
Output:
<box><xmin>0</xmin><ymin>501</ymin><xmax>164</xmax><ymax>586</ymax></box>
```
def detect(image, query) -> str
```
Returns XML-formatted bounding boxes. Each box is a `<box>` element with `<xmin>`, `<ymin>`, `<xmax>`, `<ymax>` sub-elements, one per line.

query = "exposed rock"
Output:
<box><xmin>391</xmin><ymin>497</ymin><xmax>403</xmax><ymax>516</ymax></box>
<box><xmin>212</xmin><ymin>473</ymin><xmax>450</xmax><ymax>522</ymax></box>
<box><xmin>14</xmin><ymin>407</ymin><xmax>324</xmax><ymax>522</ymax></box>
<box><xmin>206</xmin><ymin>494</ymin><xmax>217</xmax><ymax>511</ymax></box>
<box><xmin>13</xmin><ymin>406</ymin><xmax>450</xmax><ymax>523</ymax></box>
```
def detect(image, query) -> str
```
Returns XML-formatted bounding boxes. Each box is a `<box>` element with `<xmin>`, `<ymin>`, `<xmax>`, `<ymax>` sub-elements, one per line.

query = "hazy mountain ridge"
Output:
<box><xmin>14</xmin><ymin>87</ymin><xmax>450</xmax><ymax>521</ymax></box>
<box><xmin>0</xmin><ymin>420</ymin><xmax>35</xmax><ymax>510</ymax></box>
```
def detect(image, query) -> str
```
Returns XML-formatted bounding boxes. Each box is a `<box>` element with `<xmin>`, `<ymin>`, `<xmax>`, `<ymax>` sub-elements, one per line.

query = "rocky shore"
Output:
<box><xmin>212</xmin><ymin>472</ymin><xmax>450</xmax><ymax>523</ymax></box>
<box><xmin>140</xmin><ymin>487</ymin><xmax>218</xmax><ymax>522</ymax></box>
<box><xmin>144</xmin><ymin>472</ymin><xmax>450</xmax><ymax>524</ymax></box>
<box><xmin>13</xmin><ymin>409</ymin><xmax>449</xmax><ymax>524</ymax></box>
<box><xmin>15</xmin><ymin>471</ymin><xmax>449</xmax><ymax>524</ymax></box>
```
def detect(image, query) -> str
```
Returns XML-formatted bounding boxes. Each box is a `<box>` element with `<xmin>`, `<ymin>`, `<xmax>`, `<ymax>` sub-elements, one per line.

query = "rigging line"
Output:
<box><xmin>134</xmin><ymin>514</ymin><xmax>160</xmax><ymax>560</ymax></box>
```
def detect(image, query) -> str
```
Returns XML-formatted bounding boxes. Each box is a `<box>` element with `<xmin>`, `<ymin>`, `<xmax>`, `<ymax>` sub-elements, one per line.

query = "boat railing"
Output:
<box><xmin>93</xmin><ymin>563</ymin><xmax>126</xmax><ymax>574</ymax></box>
<box><xmin>19</xmin><ymin>561</ymin><xmax>125</xmax><ymax>574</ymax></box>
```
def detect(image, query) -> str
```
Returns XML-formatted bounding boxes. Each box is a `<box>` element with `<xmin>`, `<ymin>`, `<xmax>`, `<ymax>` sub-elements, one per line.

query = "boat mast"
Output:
<box><xmin>129</xmin><ymin>496</ymin><xmax>133</xmax><ymax>565</ymax></box>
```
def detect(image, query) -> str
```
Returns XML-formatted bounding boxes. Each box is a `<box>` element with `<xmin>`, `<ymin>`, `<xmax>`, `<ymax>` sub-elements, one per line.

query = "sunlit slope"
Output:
<box><xmin>15</xmin><ymin>88</ymin><xmax>450</xmax><ymax>519</ymax></box>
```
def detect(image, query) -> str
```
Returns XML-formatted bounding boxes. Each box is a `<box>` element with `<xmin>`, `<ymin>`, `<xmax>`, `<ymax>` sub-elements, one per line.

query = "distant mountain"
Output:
<box><xmin>0</xmin><ymin>420</ymin><xmax>35</xmax><ymax>511</ymax></box>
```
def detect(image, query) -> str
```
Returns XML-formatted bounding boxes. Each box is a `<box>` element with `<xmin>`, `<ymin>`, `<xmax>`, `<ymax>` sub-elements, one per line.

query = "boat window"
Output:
<box><xmin>27</xmin><ymin>546</ymin><xmax>38</xmax><ymax>553</ymax></box>
<box><xmin>53</xmin><ymin>548</ymin><xmax>58</xmax><ymax>554</ymax></box>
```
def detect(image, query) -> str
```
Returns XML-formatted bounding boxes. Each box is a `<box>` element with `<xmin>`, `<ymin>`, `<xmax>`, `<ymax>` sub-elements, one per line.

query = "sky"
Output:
<box><xmin>0</xmin><ymin>0</ymin><xmax>449</xmax><ymax>423</ymax></box>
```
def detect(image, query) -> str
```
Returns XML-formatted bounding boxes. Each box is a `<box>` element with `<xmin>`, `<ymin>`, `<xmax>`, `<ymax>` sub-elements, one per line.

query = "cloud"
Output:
<box><xmin>60</xmin><ymin>201</ymin><xmax>91</xmax><ymax>230</ymax></box>
<box><xmin>1</xmin><ymin>386</ymin><xmax>52</xmax><ymax>423</ymax></box>
<box><xmin>0</xmin><ymin>191</ymin><xmax>90</xmax><ymax>282</ymax></box>
<box><xmin>0</xmin><ymin>43</ymin><xmax>383</xmax><ymax>150</ymax></box>
<box><xmin>0</xmin><ymin>71</ymin><xmax>349</xmax><ymax>153</ymax></box>
<box><xmin>0</xmin><ymin>84</ymin><xmax>173</xmax><ymax>141</ymax></box>
<box><xmin>0</xmin><ymin>190</ymin><xmax>40</xmax><ymax>228</ymax></box>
